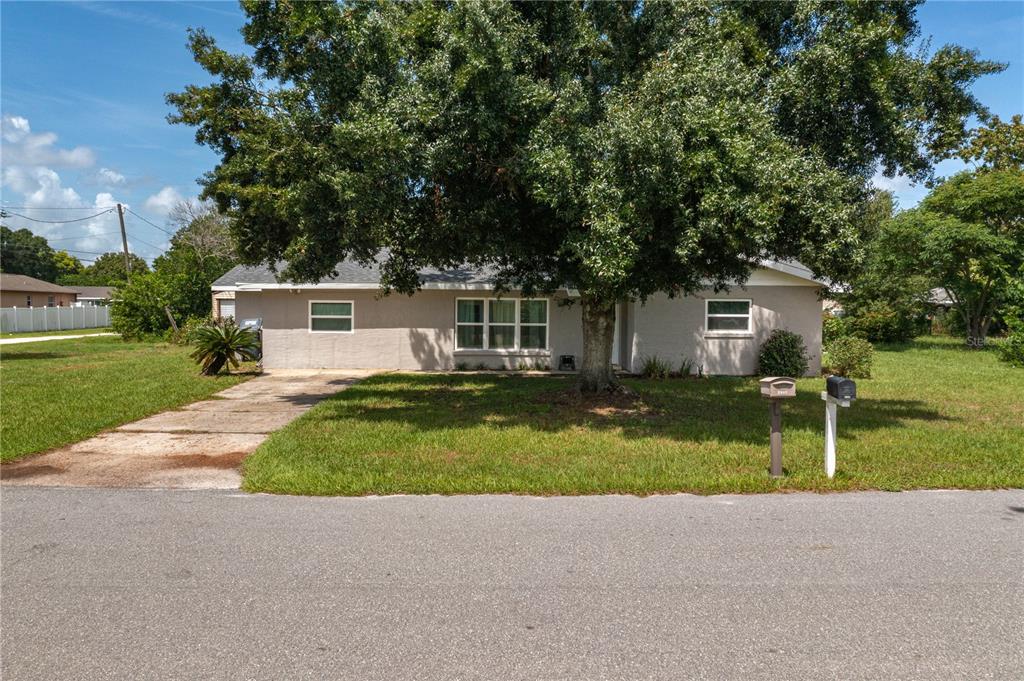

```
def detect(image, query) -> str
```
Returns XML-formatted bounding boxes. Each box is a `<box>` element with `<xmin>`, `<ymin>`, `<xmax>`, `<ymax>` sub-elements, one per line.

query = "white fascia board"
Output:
<box><xmin>211</xmin><ymin>285</ymin><xmax>241</xmax><ymax>292</ymax></box>
<box><xmin>232</xmin><ymin>282</ymin><xmax>498</xmax><ymax>291</ymax></box>
<box><xmin>758</xmin><ymin>260</ymin><xmax>825</xmax><ymax>285</ymax></box>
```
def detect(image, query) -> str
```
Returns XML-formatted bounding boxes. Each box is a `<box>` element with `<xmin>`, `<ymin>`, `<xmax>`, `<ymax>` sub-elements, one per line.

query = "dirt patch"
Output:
<box><xmin>163</xmin><ymin>451</ymin><xmax>249</xmax><ymax>469</ymax></box>
<box><xmin>533</xmin><ymin>387</ymin><xmax>659</xmax><ymax>419</ymax></box>
<box><xmin>1</xmin><ymin>464</ymin><xmax>65</xmax><ymax>479</ymax></box>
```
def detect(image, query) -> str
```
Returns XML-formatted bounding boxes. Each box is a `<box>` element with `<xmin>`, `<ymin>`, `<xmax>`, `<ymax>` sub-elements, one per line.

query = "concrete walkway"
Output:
<box><xmin>1</xmin><ymin>370</ymin><xmax>376</xmax><ymax>489</ymax></box>
<box><xmin>0</xmin><ymin>332</ymin><xmax>118</xmax><ymax>345</ymax></box>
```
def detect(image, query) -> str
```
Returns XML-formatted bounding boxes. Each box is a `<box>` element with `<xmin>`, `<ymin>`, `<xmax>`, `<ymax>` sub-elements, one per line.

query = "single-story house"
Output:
<box><xmin>211</xmin><ymin>289</ymin><xmax>236</xmax><ymax>320</ymax></box>
<box><xmin>212</xmin><ymin>259</ymin><xmax>824</xmax><ymax>376</ymax></box>
<box><xmin>0</xmin><ymin>273</ymin><xmax>78</xmax><ymax>308</ymax></box>
<box><xmin>67</xmin><ymin>286</ymin><xmax>113</xmax><ymax>307</ymax></box>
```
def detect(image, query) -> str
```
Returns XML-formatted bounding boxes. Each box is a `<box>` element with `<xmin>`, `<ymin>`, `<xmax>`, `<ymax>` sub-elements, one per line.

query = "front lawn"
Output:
<box><xmin>0</xmin><ymin>336</ymin><xmax>251</xmax><ymax>462</ymax></box>
<box><xmin>244</xmin><ymin>337</ymin><xmax>1024</xmax><ymax>495</ymax></box>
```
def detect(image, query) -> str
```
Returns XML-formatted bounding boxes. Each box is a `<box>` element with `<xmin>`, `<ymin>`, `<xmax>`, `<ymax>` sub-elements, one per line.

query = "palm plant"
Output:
<box><xmin>189</xmin><ymin>320</ymin><xmax>260</xmax><ymax>376</ymax></box>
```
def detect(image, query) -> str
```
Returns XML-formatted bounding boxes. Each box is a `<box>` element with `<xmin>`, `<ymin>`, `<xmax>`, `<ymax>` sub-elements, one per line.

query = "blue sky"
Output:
<box><xmin>1</xmin><ymin>1</ymin><xmax>1022</xmax><ymax>265</ymax></box>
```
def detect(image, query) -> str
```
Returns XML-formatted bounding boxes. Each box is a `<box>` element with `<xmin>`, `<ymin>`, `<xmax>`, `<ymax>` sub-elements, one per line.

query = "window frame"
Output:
<box><xmin>308</xmin><ymin>299</ymin><xmax>355</xmax><ymax>334</ymax></box>
<box><xmin>454</xmin><ymin>297</ymin><xmax>550</xmax><ymax>352</ymax></box>
<box><xmin>704</xmin><ymin>298</ymin><xmax>753</xmax><ymax>336</ymax></box>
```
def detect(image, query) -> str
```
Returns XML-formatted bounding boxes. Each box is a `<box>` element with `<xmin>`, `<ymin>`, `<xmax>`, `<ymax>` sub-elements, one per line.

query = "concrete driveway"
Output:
<box><xmin>1</xmin><ymin>370</ymin><xmax>376</xmax><ymax>489</ymax></box>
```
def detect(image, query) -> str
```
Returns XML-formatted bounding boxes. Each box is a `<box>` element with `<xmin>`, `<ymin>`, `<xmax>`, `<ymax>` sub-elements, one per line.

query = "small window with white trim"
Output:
<box><xmin>456</xmin><ymin>299</ymin><xmax>485</xmax><ymax>349</ymax></box>
<box><xmin>705</xmin><ymin>299</ymin><xmax>752</xmax><ymax>334</ymax></box>
<box><xmin>309</xmin><ymin>301</ymin><xmax>354</xmax><ymax>333</ymax></box>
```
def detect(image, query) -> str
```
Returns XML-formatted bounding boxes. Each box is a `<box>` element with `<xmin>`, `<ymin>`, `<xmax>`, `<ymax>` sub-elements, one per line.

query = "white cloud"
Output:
<box><xmin>143</xmin><ymin>186</ymin><xmax>185</xmax><ymax>214</ymax></box>
<box><xmin>97</xmin><ymin>167</ymin><xmax>126</xmax><ymax>185</ymax></box>
<box><xmin>1</xmin><ymin>114</ymin><xmax>95</xmax><ymax>168</ymax></box>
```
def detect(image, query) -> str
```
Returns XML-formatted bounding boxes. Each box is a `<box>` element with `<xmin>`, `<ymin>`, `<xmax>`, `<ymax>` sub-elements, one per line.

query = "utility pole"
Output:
<box><xmin>116</xmin><ymin>203</ymin><xmax>132</xmax><ymax>283</ymax></box>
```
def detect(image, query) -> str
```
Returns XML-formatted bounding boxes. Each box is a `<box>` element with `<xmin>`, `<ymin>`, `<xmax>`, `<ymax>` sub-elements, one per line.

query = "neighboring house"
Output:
<box><xmin>67</xmin><ymin>286</ymin><xmax>113</xmax><ymax>307</ymax></box>
<box><xmin>211</xmin><ymin>290</ymin><xmax>236</xmax><ymax>320</ymax></box>
<box><xmin>0</xmin><ymin>273</ymin><xmax>78</xmax><ymax>308</ymax></box>
<box><xmin>212</xmin><ymin>258</ymin><xmax>824</xmax><ymax>376</ymax></box>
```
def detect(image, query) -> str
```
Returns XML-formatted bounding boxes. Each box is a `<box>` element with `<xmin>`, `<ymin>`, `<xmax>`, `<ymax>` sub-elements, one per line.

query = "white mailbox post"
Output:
<box><xmin>821</xmin><ymin>376</ymin><xmax>857</xmax><ymax>478</ymax></box>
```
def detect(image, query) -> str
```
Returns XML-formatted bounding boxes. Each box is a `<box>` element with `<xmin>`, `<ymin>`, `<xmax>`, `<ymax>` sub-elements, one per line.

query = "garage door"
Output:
<box><xmin>219</xmin><ymin>299</ymin><xmax>235</xmax><ymax>319</ymax></box>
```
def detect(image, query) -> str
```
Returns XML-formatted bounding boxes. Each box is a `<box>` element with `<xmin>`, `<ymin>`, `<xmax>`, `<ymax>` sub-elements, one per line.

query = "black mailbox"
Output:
<box><xmin>558</xmin><ymin>355</ymin><xmax>577</xmax><ymax>372</ymax></box>
<box><xmin>826</xmin><ymin>376</ymin><xmax>856</xmax><ymax>400</ymax></box>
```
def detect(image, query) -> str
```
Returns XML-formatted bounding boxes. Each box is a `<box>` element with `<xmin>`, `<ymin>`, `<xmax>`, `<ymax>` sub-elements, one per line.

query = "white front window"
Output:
<box><xmin>455</xmin><ymin>298</ymin><xmax>549</xmax><ymax>351</ymax></box>
<box><xmin>309</xmin><ymin>300</ymin><xmax>354</xmax><ymax>333</ymax></box>
<box><xmin>705</xmin><ymin>299</ymin><xmax>752</xmax><ymax>334</ymax></box>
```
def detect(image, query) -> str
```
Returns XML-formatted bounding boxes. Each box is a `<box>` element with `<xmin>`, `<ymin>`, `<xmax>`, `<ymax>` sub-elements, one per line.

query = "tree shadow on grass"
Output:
<box><xmin>308</xmin><ymin>373</ymin><xmax>953</xmax><ymax>447</ymax></box>
<box><xmin>0</xmin><ymin>351</ymin><xmax>73</xmax><ymax>361</ymax></box>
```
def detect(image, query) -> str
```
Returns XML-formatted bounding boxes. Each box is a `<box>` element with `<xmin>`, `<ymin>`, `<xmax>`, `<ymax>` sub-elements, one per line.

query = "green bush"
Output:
<box><xmin>996</xmin><ymin>332</ymin><xmax>1024</xmax><ymax>367</ymax></box>
<box><xmin>823</xmin><ymin>336</ymin><xmax>874</xmax><ymax>378</ymax></box>
<box><xmin>845</xmin><ymin>301</ymin><xmax>920</xmax><ymax>343</ymax></box>
<box><xmin>822</xmin><ymin>313</ymin><xmax>850</xmax><ymax>345</ymax></box>
<box><xmin>757</xmin><ymin>329</ymin><xmax>809</xmax><ymax>377</ymax></box>
<box><xmin>639</xmin><ymin>355</ymin><xmax>672</xmax><ymax>379</ymax></box>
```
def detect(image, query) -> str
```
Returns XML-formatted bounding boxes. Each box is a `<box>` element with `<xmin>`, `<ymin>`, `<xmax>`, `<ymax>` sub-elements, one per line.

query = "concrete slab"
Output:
<box><xmin>1</xmin><ymin>370</ymin><xmax>373</xmax><ymax>489</ymax></box>
<box><xmin>118</xmin><ymin>409</ymin><xmax>307</xmax><ymax>434</ymax></box>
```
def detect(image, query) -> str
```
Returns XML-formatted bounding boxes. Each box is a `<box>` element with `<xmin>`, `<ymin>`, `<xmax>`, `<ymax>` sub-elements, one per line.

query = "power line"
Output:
<box><xmin>0</xmin><ymin>206</ymin><xmax>122</xmax><ymax>210</ymax></box>
<box><xmin>125</xmin><ymin>208</ymin><xmax>175</xmax><ymax>236</ymax></box>
<box><xmin>46</xmin><ymin>231</ymin><xmax>122</xmax><ymax>242</ymax></box>
<box><xmin>0</xmin><ymin>209</ymin><xmax>115</xmax><ymax>224</ymax></box>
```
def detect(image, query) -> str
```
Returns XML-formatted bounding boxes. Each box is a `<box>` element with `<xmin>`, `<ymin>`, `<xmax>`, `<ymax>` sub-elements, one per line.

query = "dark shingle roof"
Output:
<box><xmin>67</xmin><ymin>286</ymin><xmax>113</xmax><ymax>299</ymax></box>
<box><xmin>0</xmin><ymin>273</ymin><xmax>78</xmax><ymax>294</ymax></box>
<box><xmin>212</xmin><ymin>258</ymin><xmax>496</xmax><ymax>288</ymax></box>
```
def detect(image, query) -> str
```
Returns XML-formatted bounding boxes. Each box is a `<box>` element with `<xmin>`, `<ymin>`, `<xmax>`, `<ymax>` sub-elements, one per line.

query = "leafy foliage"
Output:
<box><xmin>170</xmin><ymin>1</ymin><xmax>1000</xmax><ymax>389</ymax></box>
<box><xmin>189</xmin><ymin>319</ymin><xmax>259</xmax><ymax>376</ymax></box>
<box><xmin>879</xmin><ymin>168</ymin><xmax>1023</xmax><ymax>342</ymax></box>
<box><xmin>111</xmin><ymin>201</ymin><xmax>237</xmax><ymax>338</ymax></box>
<box><xmin>0</xmin><ymin>226</ymin><xmax>57</xmax><ymax>281</ymax></box>
<box><xmin>757</xmin><ymin>329</ymin><xmax>809</xmax><ymax>377</ymax></box>
<box><xmin>959</xmin><ymin>114</ymin><xmax>1024</xmax><ymax>170</ymax></box>
<box><xmin>823</xmin><ymin>337</ymin><xmax>875</xmax><ymax>379</ymax></box>
<box><xmin>638</xmin><ymin>355</ymin><xmax>672</xmax><ymax>380</ymax></box>
<box><xmin>60</xmin><ymin>252</ymin><xmax>150</xmax><ymax>286</ymax></box>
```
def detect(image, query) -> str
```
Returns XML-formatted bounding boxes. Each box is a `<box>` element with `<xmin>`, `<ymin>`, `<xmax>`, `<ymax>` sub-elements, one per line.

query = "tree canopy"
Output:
<box><xmin>111</xmin><ymin>201</ymin><xmax>238</xmax><ymax>338</ymax></box>
<box><xmin>0</xmin><ymin>226</ymin><xmax>58</xmax><ymax>282</ymax></box>
<box><xmin>171</xmin><ymin>0</ymin><xmax>1001</xmax><ymax>389</ymax></box>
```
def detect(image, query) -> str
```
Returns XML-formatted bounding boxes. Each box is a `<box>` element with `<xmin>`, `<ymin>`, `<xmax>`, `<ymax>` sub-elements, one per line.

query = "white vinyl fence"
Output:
<box><xmin>0</xmin><ymin>306</ymin><xmax>111</xmax><ymax>334</ymax></box>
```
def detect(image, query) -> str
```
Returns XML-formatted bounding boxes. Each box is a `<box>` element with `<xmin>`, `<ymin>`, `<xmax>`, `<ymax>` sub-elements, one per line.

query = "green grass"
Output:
<box><xmin>1</xmin><ymin>327</ymin><xmax>113</xmax><ymax>339</ymax></box>
<box><xmin>0</xmin><ymin>336</ymin><xmax>251</xmax><ymax>462</ymax></box>
<box><xmin>244</xmin><ymin>337</ymin><xmax>1024</xmax><ymax>496</ymax></box>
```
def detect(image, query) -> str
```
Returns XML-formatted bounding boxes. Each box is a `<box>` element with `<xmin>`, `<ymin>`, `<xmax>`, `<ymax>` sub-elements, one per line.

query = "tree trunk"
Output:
<box><xmin>203</xmin><ymin>355</ymin><xmax>227</xmax><ymax>376</ymax></box>
<box><xmin>577</xmin><ymin>296</ymin><xmax>618</xmax><ymax>393</ymax></box>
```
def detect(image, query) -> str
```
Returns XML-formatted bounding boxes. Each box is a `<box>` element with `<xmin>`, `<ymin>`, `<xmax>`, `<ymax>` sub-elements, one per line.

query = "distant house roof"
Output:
<box><xmin>0</xmin><ymin>273</ymin><xmax>77</xmax><ymax>295</ymax></box>
<box><xmin>212</xmin><ymin>256</ymin><xmax>822</xmax><ymax>291</ymax></box>
<box><xmin>929</xmin><ymin>287</ymin><xmax>954</xmax><ymax>307</ymax></box>
<box><xmin>67</xmin><ymin>286</ymin><xmax>114</xmax><ymax>300</ymax></box>
<box><xmin>212</xmin><ymin>258</ymin><xmax>497</xmax><ymax>291</ymax></box>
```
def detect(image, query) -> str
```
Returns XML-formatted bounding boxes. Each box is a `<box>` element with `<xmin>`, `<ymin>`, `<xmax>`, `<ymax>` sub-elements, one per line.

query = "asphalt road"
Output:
<box><xmin>2</xmin><ymin>488</ymin><xmax>1022</xmax><ymax>680</ymax></box>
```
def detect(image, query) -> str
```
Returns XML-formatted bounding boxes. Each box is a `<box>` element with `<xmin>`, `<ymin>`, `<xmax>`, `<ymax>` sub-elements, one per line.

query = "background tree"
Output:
<box><xmin>0</xmin><ymin>226</ymin><xmax>57</xmax><ymax>281</ymax></box>
<box><xmin>959</xmin><ymin>114</ymin><xmax>1024</xmax><ymax>170</ymax></box>
<box><xmin>829</xmin><ymin>190</ymin><xmax>933</xmax><ymax>343</ymax></box>
<box><xmin>880</xmin><ymin>169</ymin><xmax>1023</xmax><ymax>343</ymax></box>
<box><xmin>111</xmin><ymin>204</ymin><xmax>238</xmax><ymax>338</ymax></box>
<box><xmin>52</xmin><ymin>250</ymin><xmax>83</xmax><ymax>281</ymax></box>
<box><xmin>171</xmin><ymin>1</ymin><xmax>1000</xmax><ymax>390</ymax></box>
<box><xmin>61</xmin><ymin>252</ymin><xmax>150</xmax><ymax>286</ymax></box>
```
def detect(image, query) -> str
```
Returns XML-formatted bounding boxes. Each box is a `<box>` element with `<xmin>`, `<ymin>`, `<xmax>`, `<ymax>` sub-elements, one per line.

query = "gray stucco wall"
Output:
<box><xmin>238</xmin><ymin>289</ymin><xmax>582</xmax><ymax>371</ymax></box>
<box><xmin>626</xmin><ymin>286</ymin><xmax>822</xmax><ymax>376</ymax></box>
<box><xmin>236</xmin><ymin>283</ymin><xmax>820</xmax><ymax>375</ymax></box>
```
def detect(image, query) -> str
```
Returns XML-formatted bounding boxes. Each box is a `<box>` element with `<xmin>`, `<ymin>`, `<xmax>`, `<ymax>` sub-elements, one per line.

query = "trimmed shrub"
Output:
<box><xmin>639</xmin><ymin>355</ymin><xmax>672</xmax><ymax>379</ymax></box>
<box><xmin>823</xmin><ymin>336</ymin><xmax>874</xmax><ymax>378</ymax></box>
<box><xmin>757</xmin><ymin>329</ymin><xmax>809</xmax><ymax>377</ymax></box>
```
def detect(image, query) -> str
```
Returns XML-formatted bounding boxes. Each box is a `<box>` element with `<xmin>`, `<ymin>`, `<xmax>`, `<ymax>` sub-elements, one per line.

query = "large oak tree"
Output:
<box><xmin>171</xmin><ymin>0</ymin><xmax>999</xmax><ymax>390</ymax></box>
